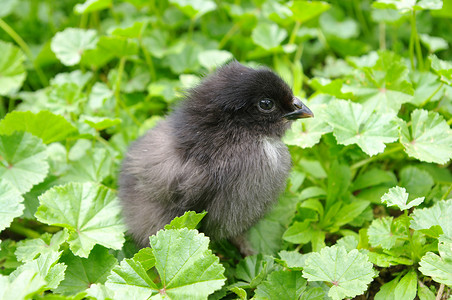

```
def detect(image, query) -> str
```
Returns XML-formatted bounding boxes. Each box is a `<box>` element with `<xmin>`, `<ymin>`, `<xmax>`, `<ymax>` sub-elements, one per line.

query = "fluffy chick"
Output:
<box><xmin>119</xmin><ymin>61</ymin><xmax>313</xmax><ymax>249</ymax></box>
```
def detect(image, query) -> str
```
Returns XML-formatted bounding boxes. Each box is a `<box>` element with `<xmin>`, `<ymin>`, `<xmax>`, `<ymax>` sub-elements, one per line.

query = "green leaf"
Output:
<box><xmin>235</xmin><ymin>254</ymin><xmax>275</xmax><ymax>288</ymax></box>
<box><xmin>0</xmin><ymin>0</ymin><xmax>18</xmax><ymax>18</ymax></box>
<box><xmin>166</xmin><ymin>43</ymin><xmax>201</xmax><ymax>74</ymax></box>
<box><xmin>108</xmin><ymin>228</ymin><xmax>225</xmax><ymax>298</ymax></box>
<box><xmin>51</xmin><ymin>28</ymin><xmax>98</xmax><ymax>66</ymax></box>
<box><xmin>277</xmin><ymin>250</ymin><xmax>306</xmax><ymax>270</ymax></box>
<box><xmin>0</xmin><ymin>179</ymin><xmax>24</xmax><ymax>231</ymax></box>
<box><xmin>394</xmin><ymin>269</ymin><xmax>417</xmax><ymax>300</ymax></box>
<box><xmin>150</xmin><ymin>228</ymin><xmax>226</xmax><ymax>298</ymax></box>
<box><xmin>374</xmin><ymin>275</ymin><xmax>400</xmax><ymax>300</ymax></box>
<box><xmin>400</xmin><ymin>166</ymin><xmax>434</xmax><ymax>199</ymax></box>
<box><xmin>164</xmin><ymin>210</ymin><xmax>206</xmax><ymax>230</ymax></box>
<box><xmin>419</xmin><ymin>34</ymin><xmax>449</xmax><ymax>53</ymax></box>
<box><xmin>368</xmin><ymin>217</ymin><xmax>403</xmax><ymax>249</ymax></box>
<box><xmin>74</xmin><ymin>0</ymin><xmax>112</xmax><ymax>14</ymax></box>
<box><xmin>63</xmin><ymin>148</ymin><xmax>113</xmax><ymax>183</ymax></box>
<box><xmin>411</xmin><ymin>199</ymin><xmax>452</xmax><ymax>238</ymax></box>
<box><xmin>320</xmin><ymin>13</ymin><xmax>359</xmax><ymax>39</ymax></box>
<box><xmin>248</xmin><ymin>218</ymin><xmax>285</xmax><ymax>255</ymax></box>
<box><xmin>110</xmin><ymin>20</ymin><xmax>148</xmax><ymax>38</ymax></box>
<box><xmin>55</xmin><ymin>246</ymin><xmax>118</xmax><ymax>295</ymax></box>
<box><xmin>373</xmin><ymin>0</ymin><xmax>442</xmax><ymax>11</ymax></box>
<box><xmin>302</xmin><ymin>246</ymin><xmax>377</xmax><ymax>300</ymax></box>
<box><xmin>399</xmin><ymin>109</ymin><xmax>452</xmax><ymax>164</ymax></box>
<box><xmin>132</xmin><ymin>248</ymin><xmax>155</xmax><ymax>271</ymax></box>
<box><xmin>430</xmin><ymin>54</ymin><xmax>452</xmax><ymax>85</ymax></box>
<box><xmin>344</xmin><ymin>51</ymin><xmax>414</xmax><ymax>113</ymax></box>
<box><xmin>15</xmin><ymin>230</ymin><xmax>69</xmax><ymax>262</ymax></box>
<box><xmin>81</xmin><ymin>116</ymin><xmax>122</xmax><ymax>130</ymax></box>
<box><xmin>169</xmin><ymin>0</ymin><xmax>217</xmax><ymax>19</ymax></box>
<box><xmin>0</xmin><ymin>132</ymin><xmax>49</xmax><ymax>194</ymax></box>
<box><xmin>35</xmin><ymin>182</ymin><xmax>125</xmax><ymax>257</ymax></box>
<box><xmin>0</xmin><ymin>111</ymin><xmax>78</xmax><ymax>144</ymax></box>
<box><xmin>283</xmin><ymin>221</ymin><xmax>315</xmax><ymax>244</ymax></box>
<box><xmin>283</xmin><ymin>103</ymin><xmax>332</xmax><ymax>148</ymax></box>
<box><xmin>352</xmin><ymin>168</ymin><xmax>397</xmax><ymax>191</ymax></box>
<box><xmin>419</xmin><ymin>236</ymin><xmax>452</xmax><ymax>286</ymax></box>
<box><xmin>198</xmin><ymin>50</ymin><xmax>233</xmax><ymax>70</ymax></box>
<box><xmin>410</xmin><ymin>71</ymin><xmax>444</xmax><ymax>106</ymax></box>
<box><xmin>10</xmin><ymin>251</ymin><xmax>66</xmax><ymax>290</ymax></box>
<box><xmin>0</xmin><ymin>41</ymin><xmax>26</xmax><ymax>96</ymax></box>
<box><xmin>254</xmin><ymin>270</ymin><xmax>307</xmax><ymax>300</ymax></box>
<box><xmin>0</xmin><ymin>270</ymin><xmax>46</xmax><ymax>300</ymax></box>
<box><xmin>290</xmin><ymin>1</ymin><xmax>331</xmax><ymax>23</ymax></box>
<box><xmin>324</xmin><ymin>100</ymin><xmax>399</xmax><ymax>156</ymax></box>
<box><xmin>106</xmin><ymin>256</ymin><xmax>158</xmax><ymax>299</ymax></box>
<box><xmin>381</xmin><ymin>186</ymin><xmax>424</xmax><ymax>210</ymax></box>
<box><xmin>252</xmin><ymin>23</ymin><xmax>288</xmax><ymax>50</ymax></box>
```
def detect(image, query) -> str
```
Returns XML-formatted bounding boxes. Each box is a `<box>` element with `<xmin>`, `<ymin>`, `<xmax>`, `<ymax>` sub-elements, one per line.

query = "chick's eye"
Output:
<box><xmin>258</xmin><ymin>99</ymin><xmax>275</xmax><ymax>112</ymax></box>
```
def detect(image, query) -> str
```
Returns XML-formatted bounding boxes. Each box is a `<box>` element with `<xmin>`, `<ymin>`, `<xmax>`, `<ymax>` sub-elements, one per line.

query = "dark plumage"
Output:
<box><xmin>119</xmin><ymin>61</ymin><xmax>313</xmax><ymax>250</ymax></box>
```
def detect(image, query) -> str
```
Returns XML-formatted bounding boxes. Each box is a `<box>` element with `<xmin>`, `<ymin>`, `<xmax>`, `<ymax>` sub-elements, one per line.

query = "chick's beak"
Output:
<box><xmin>283</xmin><ymin>97</ymin><xmax>314</xmax><ymax>120</ymax></box>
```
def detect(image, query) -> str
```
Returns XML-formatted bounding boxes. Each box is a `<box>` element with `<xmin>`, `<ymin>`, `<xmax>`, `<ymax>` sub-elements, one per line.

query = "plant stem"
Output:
<box><xmin>353</xmin><ymin>0</ymin><xmax>369</xmax><ymax>35</ymax></box>
<box><xmin>410</xmin><ymin>10</ymin><xmax>424</xmax><ymax>70</ymax></box>
<box><xmin>436</xmin><ymin>283</ymin><xmax>445</xmax><ymax>300</ymax></box>
<box><xmin>351</xmin><ymin>145</ymin><xmax>404</xmax><ymax>170</ymax></box>
<box><xmin>379</xmin><ymin>22</ymin><xmax>386</xmax><ymax>50</ymax></box>
<box><xmin>0</xmin><ymin>18</ymin><xmax>48</xmax><ymax>87</ymax></box>
<box><xmin>218</xmin><ymin>19</ymin><xmax>245</xmax><ymax>49</ymax></box>
<box><xmin>8</xmin><ymin>222</ymin><xmax>41</xmax><ymax>239</ymax></box>
<box><xmin>114</xmin><ymin>57</ymin><xmax>127</xmax><ymax>117</ymax></box>
<box><xmin>441</xmin><ymin>184</ymin><xmax>452</xmax><ymax>200</ymax></box>
<box><xmin>420</xmin><ymin>82</ymin><xmax>444</xmax><ymax>107</ymax></box>
<box><xmin>289</xmin><ymin>21</ymin><xmax>301</xmax><ymax>45</ymax></box>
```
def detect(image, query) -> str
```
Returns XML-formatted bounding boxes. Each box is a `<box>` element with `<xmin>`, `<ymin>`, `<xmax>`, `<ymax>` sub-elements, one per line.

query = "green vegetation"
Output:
<box><xmin>0</xmin><ymin>0</ymin><xmax>451</xmax><ymax>299</ymax></box>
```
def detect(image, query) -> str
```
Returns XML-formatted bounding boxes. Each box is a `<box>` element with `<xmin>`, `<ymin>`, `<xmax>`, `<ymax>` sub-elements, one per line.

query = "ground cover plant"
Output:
<box><xmin>0</xmin><ymin>0</ymin><xmax>451</xmax><ymax>299</ymax></box>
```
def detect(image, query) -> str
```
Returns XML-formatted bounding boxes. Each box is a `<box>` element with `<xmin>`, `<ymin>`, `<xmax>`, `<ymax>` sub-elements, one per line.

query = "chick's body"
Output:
<box><xmin>119</xmin><ymin>62</ymin><xmax>312</xmax><ymax>247</ymax></box>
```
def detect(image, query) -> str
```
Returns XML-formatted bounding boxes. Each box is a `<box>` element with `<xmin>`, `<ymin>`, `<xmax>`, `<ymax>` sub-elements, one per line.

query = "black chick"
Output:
<box><xmin>119</xmin><ymin>61</ymin><xmax>313</xmax><ymax>251</ymax></box>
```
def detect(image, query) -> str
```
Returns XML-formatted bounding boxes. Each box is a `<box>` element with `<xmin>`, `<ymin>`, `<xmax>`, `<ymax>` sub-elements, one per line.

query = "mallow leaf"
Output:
<box><xmin>169</xmin><ymin>0</ymin><xmax>216</xmax><ymax>19</ymax></box>
<box><xmin>254</xmin><ymin>270</ymin><xmax>308</xmax><ymax>300</ymax></box>
<box><xmin>106</xmin><ymin>255</ymin><xmax>158</xmax><ymax>299</ymax></box>
<box><xmin>399</xmin><ymin>109</ymin><xmax>452</xmax><ymax>164</ymax></box>
<box><xmin>55</xmin><ymin>246</ymin><xmax>118</xmax><ymax>295</ymax></box>
<box><xmin>430</xmin><ymin>54</ymin><xmax>452</xmax><ymax>85</ymax></box>
<box><xmin>198</xmin><ymin>50</ymin><xmax>233</xmax><ymax>70</ymax></box>
<box><xmin>107</xmin><ymin>228</ymin><xmax>226</xmax><ymax>299</ymax></box>
<box><xmin>150</xmin><ymin>229</ymin><xmax>226</xmax><ymax>298</ymax></box>
<box><xmin>0</xmin><ymin>132</ymin><xmax>49</xmax><ymax>194</ymax></box>
<box><xmin>252</xmin><ymin>23</ymin><xmax>288</xmax><ymax>50</ymax></box>
<box><xmin>63</xmin><ymin>148</ymin><xmax>114</xmax><ymax>183</ymax></box>
<box><xmin>419</xmin><ymin>235</ymin><xmax>452</xmax><ymax>286</ymax></box>
<box><xmin>0</xmin><ymin>111</ymin><xmax>78</xmax><ymax>144</ymax></box>
<box><xmin>15</xmin><ymin>230</ymin><xmax>69</xmax><ymax>262</ymax></box>
<box><xmin>290</xmin><ymin>1</ymin><xmax>331</xmax><ymax>23</ymax></box>
<box><xmin>235</xmin><ymin>254</ymin><xmax>275</xmax><ymax>288</ymax></box>
<box><xmin>51</xmin><ymin>28</ymin><xmax>98</xmax><ymax>66</ymax></box>
<box><xmin>343</xmin><ymin>51</ymin><xmax>414</xmax><ymax>113</ymax></box>
<box><xmin>368</xmin><ymin>217</ymin><xmax>404</xmax><ymax>249</ymax></box>
<box><xmin>302</xmin><ymin>246</ymin><xmax>377</xmax><ymax>300</ymax></box>
<box><xmin>0</xmin><ymin>270</ymin><xmax>46</xmax><ymax>300</ymax></box>
<box><xmin>10</xmin><ymin>251</ymin><xmax>66</xmax><ymax>290</ymax></box>
<box><xmin>0</xmin><ymin>179</ymin><xmax>24</xmax><ymax>232</ymax></box>
<box><xmin>164</xmin><ymin>210</ymin><xmax>206</xmax><ymax>230</ymax></box>
<box><xmin>74</xmin><ymin>0</ymin><xmax>112</xmax><ymax>14</ymax></box>
<box><xmin>283</xmin><ymin>103</ymin><xmax>332</xmax><ymax>148</ymax></box>
<box><xmin>324</xmin><ymin>100</ymin><xmax>398</xmax><ymax>156</ymax></box>
<box><xmin>410</xmin><ymin>199</ymin><xmax>452</xmax><ymax>238</ymax></box>
<box><xmin>0</xmin><ymin>41</ymin><xmax>26</xmax><ymax>95</ymax></box>
<box><xmin>381</xmin><ymin>186</ymin><xmax>424</xmax><ymax>210</ymax></box>
<box><xmin>35</xmin><ymin>182</ymin><xmax>126</xmax><ymax>257</ymax></box>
